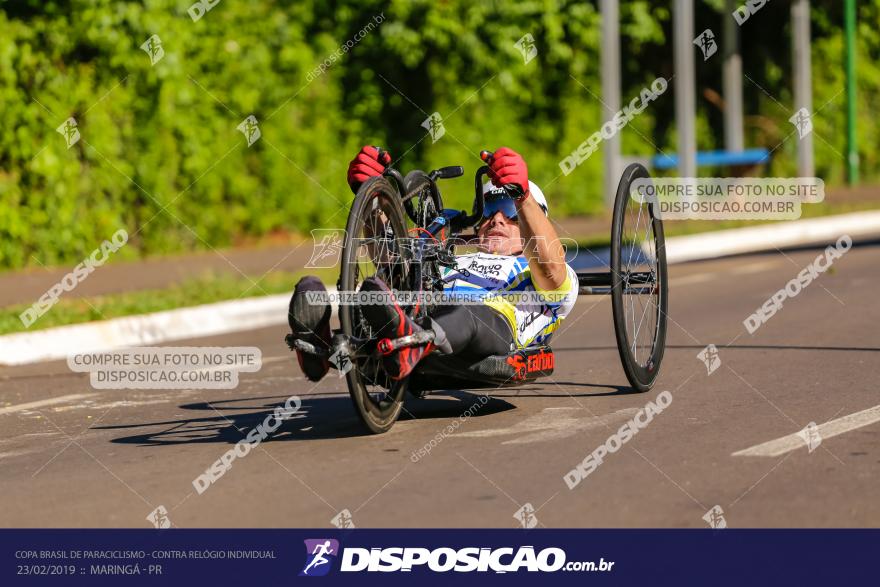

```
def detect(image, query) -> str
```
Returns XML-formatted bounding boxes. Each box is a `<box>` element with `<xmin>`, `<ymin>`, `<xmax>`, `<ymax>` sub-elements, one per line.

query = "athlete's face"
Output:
<box><xmin>476</xmin><ymin>211</ymin><xmax>522</xmax><ymax>255</ymax></box>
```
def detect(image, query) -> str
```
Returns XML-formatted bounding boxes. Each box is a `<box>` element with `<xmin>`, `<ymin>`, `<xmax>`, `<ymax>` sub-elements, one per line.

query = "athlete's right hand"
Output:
<box><xmin>347</xmin><ymin>145</ymin><xmax>392</xmax><ymax>193</ymax></box>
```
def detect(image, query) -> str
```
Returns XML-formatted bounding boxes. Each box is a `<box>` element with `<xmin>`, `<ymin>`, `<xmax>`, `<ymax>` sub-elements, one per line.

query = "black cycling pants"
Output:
<box><xmin>429</xmin><ymin>303</ymin><xmax>514</xmax><ymax>358</ymax></box>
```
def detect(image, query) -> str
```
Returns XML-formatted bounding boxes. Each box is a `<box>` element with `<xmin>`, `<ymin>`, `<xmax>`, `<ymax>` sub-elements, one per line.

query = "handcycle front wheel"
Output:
<box><xmin>610</xmin><ymin>163</ymin><xmax>668</xmax><ymax>392</ymax></box>
<box><xmin>339</xmin><ymin>176</ymin><xmax>411</xmax><ymax>434</ymax></box>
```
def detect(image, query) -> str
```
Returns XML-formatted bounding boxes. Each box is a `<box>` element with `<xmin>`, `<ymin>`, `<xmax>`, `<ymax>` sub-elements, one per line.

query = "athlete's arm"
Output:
<box><xmin>489</xmin><ymin>147</ymin><xmax>567</xmax><ymax>291</ymax></box>
<box><xmin>517</xmin><ymin>194</ymin><xmax>567</xmax><ymax>291</ymax></box>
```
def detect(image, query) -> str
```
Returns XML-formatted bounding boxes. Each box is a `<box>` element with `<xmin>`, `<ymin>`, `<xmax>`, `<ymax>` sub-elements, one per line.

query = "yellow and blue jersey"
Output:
<box><xmin>440</xmin><ymin>253</ymin><xmax>579</xmax><ymax>348</ymax></box>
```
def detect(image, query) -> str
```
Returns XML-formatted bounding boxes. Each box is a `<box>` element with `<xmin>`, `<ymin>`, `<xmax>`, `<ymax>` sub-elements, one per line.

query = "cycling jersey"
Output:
<box><xmin>440</xmin><ymin>253</ymin><xmax>579</xmax><ymax>348</ymax></box>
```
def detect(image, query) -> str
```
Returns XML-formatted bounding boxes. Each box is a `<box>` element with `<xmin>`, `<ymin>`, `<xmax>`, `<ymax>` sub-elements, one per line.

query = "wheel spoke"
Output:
<box><xmin>625</xmin><ymin>199</ymin><xmax>644</xmax><ymax>272</ymax></box>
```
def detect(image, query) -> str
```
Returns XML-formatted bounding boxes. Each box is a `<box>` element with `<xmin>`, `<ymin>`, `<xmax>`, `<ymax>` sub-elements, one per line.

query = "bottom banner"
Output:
<box><xmin>3</xmin><ymin>529</ymin><xmax>877</xmax><ymax>585</ymax></box>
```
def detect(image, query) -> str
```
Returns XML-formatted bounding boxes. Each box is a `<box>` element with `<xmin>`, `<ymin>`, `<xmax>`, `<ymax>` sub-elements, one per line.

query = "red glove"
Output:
<box><xmin>488</xmin><ymin>147</ymin><xmax>529</xmax><ymax>198</ymax></box>
<box><xmin>347</xmin><ymin>145</ymin><xmax>391</xmax><ymax>193</ymax></box>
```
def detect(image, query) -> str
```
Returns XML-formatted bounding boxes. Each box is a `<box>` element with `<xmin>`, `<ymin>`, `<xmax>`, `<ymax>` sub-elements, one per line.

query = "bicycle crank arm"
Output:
<box><xmin>288</xmin><ymin>330</ymin><xmax>436</xmax><ymax>362</ymax></box>
<box><xmin>285</xmin><ymin>335</ymin><xmax>330</xmax><ymax>358</ymax></box>
<box><xmin>375</xmin><ymin>330</ymin><xmax>436</xmax><ymax>357</ymax></box>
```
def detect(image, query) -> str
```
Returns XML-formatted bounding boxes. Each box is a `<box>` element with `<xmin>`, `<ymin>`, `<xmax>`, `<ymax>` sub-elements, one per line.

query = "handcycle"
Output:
<box><xmin>287</xmin><ymin>150</ymin><xmax>668</xmax><ymax>434</ymax></box>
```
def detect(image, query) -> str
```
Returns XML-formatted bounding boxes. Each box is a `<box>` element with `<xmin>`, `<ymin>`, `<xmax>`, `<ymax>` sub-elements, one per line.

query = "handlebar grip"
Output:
<box><xmin>372</xmin><ymin>145</ymin><xmax>390</xmax><ymax>166</ymax></box>
<box><xmin>479</xmin><ymin>148</ymin><xmax>525</xmax><ymax>201</ymax></box>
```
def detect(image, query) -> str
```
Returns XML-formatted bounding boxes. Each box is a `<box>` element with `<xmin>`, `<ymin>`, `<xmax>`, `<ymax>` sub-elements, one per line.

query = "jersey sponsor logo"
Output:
<box><xmin>467</xmin><ymin>259</ymin><xmax>504</xmax><ymax>277</ymax></box>
<box><xmin>518</xmin><ymin>311</ymin><xmax>541</xmax><ymax>334</ymax></box>
<box><xmin>442</xmin><ymin>254</ymin><xmax>577</xmax><ymax>347</ymax></box>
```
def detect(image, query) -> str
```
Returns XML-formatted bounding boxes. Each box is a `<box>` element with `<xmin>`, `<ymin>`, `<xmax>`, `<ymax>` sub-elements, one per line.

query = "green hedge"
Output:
<box><xmin>1</xmin><ymin>0</ymin><xmax>878</xmax><ymax>270</ymax></box>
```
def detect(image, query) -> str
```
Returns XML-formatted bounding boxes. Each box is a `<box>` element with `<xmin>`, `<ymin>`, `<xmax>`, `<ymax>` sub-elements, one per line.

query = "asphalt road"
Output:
<box><xmin>1</xmin><ymin>244</ymin><xmax>878</xmax><ymax>528</ymax></box>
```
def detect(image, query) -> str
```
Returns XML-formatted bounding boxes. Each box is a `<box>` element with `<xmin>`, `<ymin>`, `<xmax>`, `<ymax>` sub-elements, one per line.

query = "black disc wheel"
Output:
<box><xmin>610</xmin><ymin>163</ymin><xmax>668</xmax><ymax>392</ymax></box>
<box><xmin>340</xmin><ymin>176</ymin><xmax>411</xmax><ymax>433</ymax></box>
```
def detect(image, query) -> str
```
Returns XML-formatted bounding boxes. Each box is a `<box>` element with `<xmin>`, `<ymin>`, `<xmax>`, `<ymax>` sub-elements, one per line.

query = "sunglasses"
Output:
<box><xmin>481</xmin><ymin>196</ymin><xmax>519</xmax><ymax>223</ymax></box>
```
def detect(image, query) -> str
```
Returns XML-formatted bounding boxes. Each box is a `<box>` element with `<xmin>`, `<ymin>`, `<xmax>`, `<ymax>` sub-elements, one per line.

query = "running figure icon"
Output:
<box><xmin>301</xmin><ymin>539</ymin><xmax>338</xmax><ymax>576</ymax></box>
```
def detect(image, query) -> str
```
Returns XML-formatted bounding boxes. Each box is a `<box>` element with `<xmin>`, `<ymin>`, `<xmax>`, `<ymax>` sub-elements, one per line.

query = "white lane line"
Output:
<box><xmin>262</xmin><ymin>356</ymin><xmax>289</xmax><ymax>364</ymax></box>
<box><xmin>0</xmin><ymin>393</ymin><xmax>95</xmax><ymax>416</ymax></box>
<box><xmin>732</xmin><ymin>404</ymin><xmax>880</xmax><ymax>457</ymax></box>
<box><xmin>455</xmin><ymin>407</ymin><xmax>639</xmax><ymax>445</ymax></box>
<box><xmin>52</xmin><ymin>398</ymin><xmax>173</xmax><ymax>412</ymax></box>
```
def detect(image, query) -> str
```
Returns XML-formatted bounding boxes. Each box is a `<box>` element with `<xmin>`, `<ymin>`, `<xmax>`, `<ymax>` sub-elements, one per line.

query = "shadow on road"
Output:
<box><xmin>555</xmin><ymin>344</ymin><xmax>880</xmax><ymax>353</ymax></box>
<box><xmin>94</xmin><ymin>391</ymin><xmax>518</xmax><ymax>447</ymax></box>
<box><xmin>507</xmin><ymin>382</ymin><xmax>641</xmax><ymax>396</ymax></box>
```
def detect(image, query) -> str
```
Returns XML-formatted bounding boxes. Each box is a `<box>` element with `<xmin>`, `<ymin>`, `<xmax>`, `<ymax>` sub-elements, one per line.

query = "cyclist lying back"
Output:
<box><xmin>288</xmin><ymin>146</ymin><xmax>578</xmax><ymax>381</ymax></box>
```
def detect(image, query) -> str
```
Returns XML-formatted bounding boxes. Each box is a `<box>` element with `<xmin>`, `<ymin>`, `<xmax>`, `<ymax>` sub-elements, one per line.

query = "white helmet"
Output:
<box><xmin>482</xmin><ymin>180</ymin><xmax>549</xmax><ymax>216</ymax></box>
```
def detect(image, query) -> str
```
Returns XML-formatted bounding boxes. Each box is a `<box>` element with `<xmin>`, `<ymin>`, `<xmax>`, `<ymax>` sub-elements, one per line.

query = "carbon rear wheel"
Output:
<box><xmin>610</xmin><ymin>163</ymin><xmax>668</xmax><ymax>392</ymax></box>
<box><xmin>340</xmin><ymin>176</ymin><xmax>410</xmax><ymax>434</ymax></box>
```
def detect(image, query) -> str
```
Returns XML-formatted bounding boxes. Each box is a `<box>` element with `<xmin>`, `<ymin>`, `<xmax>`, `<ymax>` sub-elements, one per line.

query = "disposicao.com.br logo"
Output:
<box><xmin>301</xmin><ymin>540</ymin><xmax>613</xmax><ymax>575</ymax></box>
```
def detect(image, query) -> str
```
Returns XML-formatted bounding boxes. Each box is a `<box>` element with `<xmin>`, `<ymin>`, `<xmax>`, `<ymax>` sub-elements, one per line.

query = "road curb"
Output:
<box><xmin>0</xmin><ymin>294</ymin><xmax>290</xmax><ymax>366</ymax></box>
<box><xmin>663</xmin><ymin>210</ymin><xmax>880</xmax><ymax>264</ymax></box>
<box><xmin>2</xmin><ymin>211</ymin><xmax>878</xmax><ymax>366</ymax></box>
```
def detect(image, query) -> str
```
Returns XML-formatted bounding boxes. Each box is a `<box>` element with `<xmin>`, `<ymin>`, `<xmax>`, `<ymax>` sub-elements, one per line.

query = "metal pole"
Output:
<box><xmin>600</xmin><ymin>0</ymin><xmax>621</xmax><ymax>207</ymax></box>
<box><xmin>845</xmin><ymin>0</ymin><xmax>859</xmax><ymax>184</ymax></box>
<box><xmin>792</xmin><ymin>0</ymin><xmax>814</xmax><ymax>177</ymax></box>
<box><xmin>723</xmin><ymin>0</ymin><xmax>744</xmax><ymax>152</ymax></box>
<box><xmin>674</xmin><ymin>0</ymin><xmax>697</xmax><ymax>178</ymax></box>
